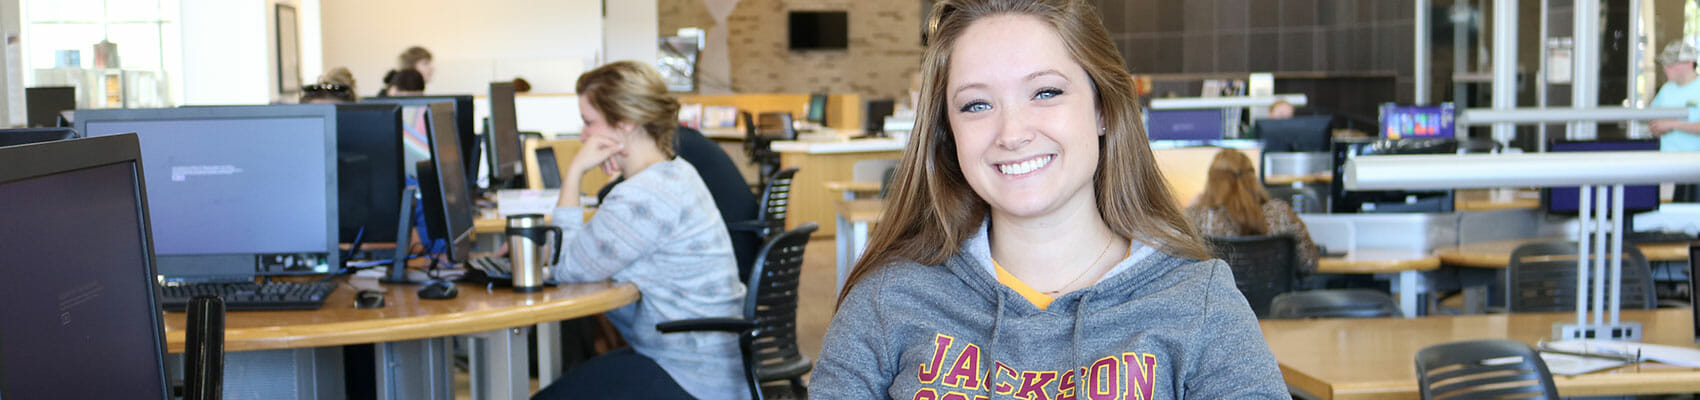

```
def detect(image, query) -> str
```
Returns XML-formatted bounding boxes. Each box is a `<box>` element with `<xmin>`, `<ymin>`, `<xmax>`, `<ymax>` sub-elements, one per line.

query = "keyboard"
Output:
<box><xmin>468</xmin><ymin>256</ymin><xmax>513</xmax><ymax>278</ymax></box>
<box><xmin>1624</xmin><ymin>230</ymin><xmax>1698</xmax><ymax>243</ymax></box>
<box><xmin>159</xmin><ymin>281</ymin><xmax>337</xmax><ymax>311</ymax></box>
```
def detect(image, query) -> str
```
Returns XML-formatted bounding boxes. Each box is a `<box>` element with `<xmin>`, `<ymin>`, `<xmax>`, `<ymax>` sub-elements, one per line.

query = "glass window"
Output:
<box><xmin>21</xmin><ymin>0</ymin><xmax>180</xmax><ymax>107</ymax></box>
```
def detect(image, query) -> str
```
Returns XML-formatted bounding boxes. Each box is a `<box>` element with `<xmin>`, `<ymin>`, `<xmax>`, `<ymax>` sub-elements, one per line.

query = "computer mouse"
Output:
<box><xmin>417</xmin><ymin>280</ymin><xmax>459</xmax><ymax>300</ymax></box>
<box><xmin>354</xmin><ymin>289</ymin><xmax>387</xmax><ymax>309</ymax></box>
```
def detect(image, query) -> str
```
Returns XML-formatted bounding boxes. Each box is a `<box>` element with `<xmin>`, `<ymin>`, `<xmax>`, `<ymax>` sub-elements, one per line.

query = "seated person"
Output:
<box><xmin>532</xmin><ymin>61</ymin><xmax>746</xmax><ymax>400</ymax></box>
<box><xmin>598</xmin><ymin>125</ymin><xmax>761</xmax><ymax>280</ymax></box>
<box><xmin>298</xmin><ymin>67</ymin><xmax>358</xmax><ymax>104</ymax></box>
<box><xmin>1185</xmin><ymin>148</ymin><xmax>1321</xmax><ymax>274</ymax></box>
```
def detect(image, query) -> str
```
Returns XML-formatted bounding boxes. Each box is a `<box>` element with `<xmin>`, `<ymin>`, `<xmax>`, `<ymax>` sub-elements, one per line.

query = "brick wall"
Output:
<box><xmin>659</xmin><ymin>0</ymin><xmax>925</xmax><ymax>102</ymax></box>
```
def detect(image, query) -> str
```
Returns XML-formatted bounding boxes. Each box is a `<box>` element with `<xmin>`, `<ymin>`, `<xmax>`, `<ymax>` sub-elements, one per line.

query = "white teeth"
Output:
<box><xmin>996</xmin><ymin>155</ymin><xmax>1052</xmax><ymax>175</ymax></box>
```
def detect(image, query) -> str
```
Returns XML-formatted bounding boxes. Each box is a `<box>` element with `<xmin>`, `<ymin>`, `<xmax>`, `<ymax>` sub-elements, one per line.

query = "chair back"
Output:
<box><xmin>753</xmin><ymin>167</ymin><xmax>800</xmax><ymax>238</ymax></box>
<box><xmin>743</xmin><ymin>223</ymin><xmax>818</xmax><ymax>397</ymax></box>
<box><xmin>1268</xmin><ymin>186</ymin><xmax>1325</xmax><ymax>213</ymax></box>
<box><xmin>1206</xmin><ymin>234</ymin><xmax>1298</xmax><ymax>318</ymax></box>
<box><xmin>1506</xmin><ymin>241</ymin><xmax>1656</xmax><ymax>313</ymax></box>
<box><xmin>1415</xmin><ymin>339</ymin><xmax>1558</xmax><ymax>400</ymax></box>
<box><xmin>756</xmin><ymin>112</ymin><xmax>797</xmax><ymax>140</ymax></box>
<box><xmin>1268</xmin><ymin>289</ymin><xmax>1401</xmax><ymax>319</ymax></box>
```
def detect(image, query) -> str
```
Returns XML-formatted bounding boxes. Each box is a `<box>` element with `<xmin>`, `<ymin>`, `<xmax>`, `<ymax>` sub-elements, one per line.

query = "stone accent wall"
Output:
<box><xmin>659</xmin><ymin>0</ymin><xmax>925</xmax><ymax>102</ymax></box>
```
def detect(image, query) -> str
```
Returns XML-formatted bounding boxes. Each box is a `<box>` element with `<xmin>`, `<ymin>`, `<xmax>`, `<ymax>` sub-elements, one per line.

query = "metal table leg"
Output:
<box><xmin>468</xmin><ymin>327</ymin><xmax>531</xmax><ymax>400</ymax></box>
<box><xmin>376</xmin><ymin>337</ymin><xmax>454</xmax><ymax>400</ymax></box>
<box><xmin>536</xmin><ymin>322</ymin><xmax>562</xmax><ymax>383</ymax></box>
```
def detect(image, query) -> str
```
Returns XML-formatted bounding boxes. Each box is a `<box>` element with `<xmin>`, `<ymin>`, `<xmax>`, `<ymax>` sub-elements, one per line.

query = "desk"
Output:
<box><xmin>835</xmin><ymin>199</ymin><xmax>883</xmax><ymax>295</ymax></box>
<box><xmin>163</xmin><ymin>279</ymin><xmax>639</xmax><ymax>399</ymax></box>
<box><xmin>1435</xmin><ymin>237</ymin><xmax>1691</xmax><ymax>268</ymax></box>
<box><xmin>776</xmin><ymin>137</ymin><xmax>902</xmax><ymax>236</ymax></box>
<box><xmin>1318</xmin><ymin>250</ymin><xmax>1441</xmax><ymax>317</ymax></box>
<box><xmin>1262</xmin><ymin>308</ymin><xmax>1700</xmax><ymax>399</ymax></box>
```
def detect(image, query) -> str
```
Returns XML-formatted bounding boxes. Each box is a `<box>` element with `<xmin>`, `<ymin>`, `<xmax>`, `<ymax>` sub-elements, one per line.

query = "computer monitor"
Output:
<box><xmin>1543</xmin><ymin>140</ymin><xmax>1661</xmax><ymax>218</ymax></box>
<box><xmin>1255</xmin><ymin>115</ymin><xmax>1333</xmax><ymax>152</ymax></box>
<box><xmin>487</xmin><ymin>82</ymin><xmax>523</xmax><ymax>186</ymax></box>
<box><xmin>77</xmin><ymin>105</ymin><xmax>341</xmax><ymax>281</ymax></box>
<box><xmin>806</xmin><ymin>93</ymin><xmax>829</xmax><ymax>125</ymax></box>
<box><xmin>0</xmin><ymin>134</ymin><xmax>171</xmax><ymax>399</ymax></box>
<box><xmin>1379</xmin><ymin>103</ymin><xmax>1456</xmax><ymax>140</ymax></box>
<box><xmin>1330</xmin><ymin>138</ymin><xmax>1458</xmax><ymax>213</ymax></box>
<box><xmin>335</xmin><ymin>103</ymin><xmax>406</xmax><ymax>244</ymax></box>
<box><xmin>0</xmin><ymin>127</ymin><xmax>78</xmax><ymax>147</ymax></box>
<box><xmin>417</xmin><ymin>102</ymin><xmax>475</xmax><ymax>264</ymax></box>
<box><xmin>363</xmin><ymin>95</ymin><xmax>480</xmax><ymax>191</ymax></box>
<box><xmin>863</xmin><ymin>98</ymin><xmax>896</xmax><ymax>136</ymax></box>
<box><xmin>25</xmin><ymin>86</ymin><xmax>76</xmax><ymax>128</ymax></box>
<box><xmin>1146</xmin><ymin>109</ymin><xmax>1224</xmax><ymax>141</ymax></box>
<box><xmin>1689</xmin><ymin>243</ymin><xmax>1698</xmax><ymax>341</ymax></box>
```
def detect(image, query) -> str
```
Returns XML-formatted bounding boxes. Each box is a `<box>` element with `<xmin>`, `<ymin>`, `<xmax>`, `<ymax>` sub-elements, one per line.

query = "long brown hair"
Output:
<box><xmin>1194</xmin><ymin>148</ymin><xmax>1271</xmax><ymax>235</ymax></box>
<box><xmin>838</xmin><ymin>0</ymin><xmax>1208</xmax><ymax>306</ymax></box>
<box><xmin>575</xmin><ymin>61</ymin><xmax>680</xmax><ymax>158</ymax></box>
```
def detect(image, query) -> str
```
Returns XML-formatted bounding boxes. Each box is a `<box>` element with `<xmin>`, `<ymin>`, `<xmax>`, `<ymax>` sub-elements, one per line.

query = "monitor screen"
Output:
<box><xmin>422</xmin><ymin>102</ymin><xmax>476</xmax><ymax>263</ymax></box>
<box><xmin>1147</xmin><ymin>109</ymin><xmax>1223</xmax><ymax>141</ymax></box>
<box><xmin>789</xmin><ymin>11</ymin><xmax>849</xmax><ymax>50</ymax></box>
<box><xmin>363</xmin><ymin>95</ymin><xmax>479</xmax><ymax>191</ymax></box>
<box><xmin>488</xmin><ymin>82</ymin><xmax>523</xmax><ymax>184</ymax></box>
<box><xmin>0</xmin><ymin>135</ymin><xmax>170</xmax><ymax>399</ymax></box>
<box><xmin>864</xmin><ymin>98</ymin><xmax>895</xmax><ymax>135</ymax></box>
<box><xmin>78</xmin><ymin>106</ymin><xmax>340</xmax><ymax>280</ymax></box>
<box><xmin>335</xmin><ymin>104</ymin><xmax>405</xmax><ymax>244</ymax></box>
<box><xmin>807</xmin><ymin>93</ymin><xmax>830</xmax><ymax>124</ymax></box>
<box><xmin>1380</xmin><ymin>103</ymin><xmax>1456</xmax><ymax>140</ymax></box>
<box><xmin>25</xmin><ymin>86</ymin><xmax>76</xmax><ymax>128</ymax></box>
<box><xmin>1256</xmin><ymin>115</ymin><xmax>1333</xmax><ymax>152</ymax></box>
<box><xmin>1544</xmin><ymin>140</ymin><xmax>1660</xmax><ymax>214</ymax></box>
<box><xmin>0</xmin><ymin>127</ymin><xmax>77</xmax><ymax>147</ymax></box>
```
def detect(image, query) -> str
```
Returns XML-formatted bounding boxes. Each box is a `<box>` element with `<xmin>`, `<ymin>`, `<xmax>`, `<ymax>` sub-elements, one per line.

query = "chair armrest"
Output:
<box><xmin>657</xmin><ymin>318</ymin><xmax>756</xmax><ymax>334</ymax></box>
<box><xmin>727</xmin><ymin>220</ymin><xmax>768</xmax><ymax>233</ymax></box>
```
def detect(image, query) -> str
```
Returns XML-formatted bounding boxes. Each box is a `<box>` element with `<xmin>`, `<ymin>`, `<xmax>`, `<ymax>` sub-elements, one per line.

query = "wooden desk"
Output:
<box><xmin>1452</xmin><ymin>189</ymin><xmax>1542</xmax><ymax>212</ymax></box>
<box><xmin>1436</xmin><ymin>237</ymin><xmax>1691</xmax><ymax>268</ymax></box>
<box><xmin>1262</xmin><ymin>308</ymin><xmax>1700</xmax><ymax>399</ymax></box>
<box><xmin>161</xmin><ymin>279</ymin><xmax>638</xmax><ymax>399</ymax></box>
<box><xmin>779</xmin><ymin>149</ymin><xmax>902</xmax><ymax>236</ymax></box>
<box><xmin>835</xmin><ymin>199</ymin><xmax>884</xmax><ymax>295</ymax></box>
<box><xmin>1319</xmin><ymin>250</ymin><xmax>1442</xmax><ymax>317</ymax></box>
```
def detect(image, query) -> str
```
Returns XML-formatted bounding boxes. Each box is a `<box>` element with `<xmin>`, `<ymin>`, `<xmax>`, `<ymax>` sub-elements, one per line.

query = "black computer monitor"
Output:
<box><xmin>1147</xmin><ymin>109</ymin><xmax>1224</xmax><ymax>141</ymax></box>
<box><xmin>77</xmin><ymin>105</ymin><xmax>342</xmax><ymax>280</ymax></box>
<box><xmin>1543</xmin><ymin>140</ymin><xmax>1661</xmax><ymax>219</ymax></box>
<box><xmin>487</xmin><ymin>82</ymin><xmax>523</xmax><ymax>186</ymax></box>
<box><xmin>0</xmin><ymin>127</ymin><xmax>78</xmax><ymax>147</ymax></box>
<box><xmin>25</xmin><ymin>86</ymin><xmax>76</xmax><ymax>128</ymax></box>
<box><xmin>417</xmin><ymin>102</ymin><xmax>475</xmax><ymax>265</ymax></box>
<box><xmin>0</xmin><ymin>134</ymin><xmax>171</xmax><ymax>399</ymax></box>
<box><xmin>863</xmin><ymin>98</ymin><xmax>895</xmax><ymax>136</ymax></box>
<box><xmin>806</xmin><ymin>92</ymin><xmax>829</xmax><ymax>125</ymax></box>
<box><xmin>1330</xmin><ymin>138</ymin><xmax>1458</xmax><ymax>213</ymax></box>
<box><xmin>363</xmin><ymin>95</ymin><xmax>480</xmax><ymax>191</ymax></box>
<box><xmin>1688</xmin><ymin>243</ymin><xmax>1698</xmax><ymax>341</ymax></box>
<box><xmin>1379</xmin><ymin>103</ymin><xmax>1456</xmax><ymax>140</ymax></box>
<box><xmin>335</xmin><ymin>103</ymin><xmax>406</xmax><ymax>244</ymax></box>
<box><xmin>1256</xmin><ymin>115</ymin><xmax>1333</xmax><ymax>152</ymax></box>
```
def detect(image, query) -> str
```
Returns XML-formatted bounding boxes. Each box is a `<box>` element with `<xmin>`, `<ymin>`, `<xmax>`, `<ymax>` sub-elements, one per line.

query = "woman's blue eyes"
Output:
<box><xmin>957</xmin><ymin>88</ymin><xmax>1065</xmax><ymax>113</ymax></box>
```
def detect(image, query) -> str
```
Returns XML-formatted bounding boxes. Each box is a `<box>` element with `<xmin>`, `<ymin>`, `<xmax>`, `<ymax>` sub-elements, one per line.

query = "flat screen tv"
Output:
<box><xmin>790</xmin><ymin>11</ymin><xmax>849</xmax><ymax>51</ymax></box>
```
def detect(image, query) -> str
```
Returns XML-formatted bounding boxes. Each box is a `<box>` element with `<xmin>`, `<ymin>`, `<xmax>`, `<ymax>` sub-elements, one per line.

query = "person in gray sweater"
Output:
<box><xmin>532</xmin><ymin>61</ymin><xmax>747</xmax><ymax>400</ymax></box>
<box><xmin>813</xmin><ymin>0</ymin><xmax>1287</xmax><ymax>398</ymax></box>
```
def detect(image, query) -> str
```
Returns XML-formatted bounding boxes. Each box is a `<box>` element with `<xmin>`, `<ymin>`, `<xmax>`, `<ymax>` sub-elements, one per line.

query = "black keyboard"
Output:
<box><xmin>468</xmin><ymin>256</ymin><xmax>513</xmax><ymax>278</ymax></box>
<box><xmin>159</xmin><ymin>281</ymin><xmax>337</xmax><ymax>312</ymax></box>
<box><xmin>1625</xmin><ymin>231</ymin><xmax>1698</xmax><ymax>243</ymax></box>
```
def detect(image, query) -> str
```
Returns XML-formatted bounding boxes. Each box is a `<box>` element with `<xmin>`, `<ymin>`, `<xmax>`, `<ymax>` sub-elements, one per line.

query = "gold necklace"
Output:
<box><xmin>1041</xmin><ymin>237</ymin><xmax>1116</xmax><ymax>296</ymax></box>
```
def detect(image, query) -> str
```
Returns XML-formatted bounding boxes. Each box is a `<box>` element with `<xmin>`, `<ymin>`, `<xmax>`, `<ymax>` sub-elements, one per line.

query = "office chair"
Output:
<box><xmin>750</xmin><ymin>112</ymin><xmax>796</xmax><ymax>188</ymax></box>
<box><xmin>1414</xmin><ymin>339</ymin><xmax>1558</xmax><ymax>400</ymax></box>
<box><xmin>658</xmin><ymin>223</ymin><xmax>819</xmax><ymax>400</ymax></box>
<box><xmin>1267</xmin><ymin>185</ymin><xmax>1325</xmax><ymax>213</ymax></box>
<box><xmin>730</xmin><ymin>167</ymin><xmax>800</xmax><ymax>242</ymax></box>
<box><xmin>1206</xmin><ymin>234</ymin><xmax>1299</xmax><ymax>318</ymax></box>
<box><xmin>1268</xmin><ymin>289</ymin><xmax>1401</xmax><ymax>319</ymax></box>
<box><xmin>1506</xmin><ymin>241</ymin><xmax>1657</xmax><ymax>313</ymax></box>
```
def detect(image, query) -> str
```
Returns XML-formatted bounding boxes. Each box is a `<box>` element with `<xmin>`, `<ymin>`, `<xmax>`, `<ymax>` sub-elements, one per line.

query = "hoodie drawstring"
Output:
<box><xmin>983</xmin><ymin>292</ymin><xmax>1004</xmax><ymax>397</ymax></box>
<box><xmin>1072</xmin><ymin>291</ymin><xmax>1090</xmax><ymax>397</ymax></box>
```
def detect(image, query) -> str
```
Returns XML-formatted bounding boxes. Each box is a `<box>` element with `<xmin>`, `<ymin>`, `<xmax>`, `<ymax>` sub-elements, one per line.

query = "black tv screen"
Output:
<box><xmin>790</xmin><ymin>11</ymin><xmax>849</xmax><ymax>51</ymax></box>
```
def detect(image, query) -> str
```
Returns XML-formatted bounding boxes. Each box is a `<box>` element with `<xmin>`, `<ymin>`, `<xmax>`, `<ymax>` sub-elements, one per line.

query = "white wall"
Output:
<box><xmin>604</xmin><ymin>0</ymin><xmax>658</xmax><ymax>67</ymax></box>
<box><xmin>319</xmin><ymin>0</ymin><xmax>604</xmax><ymax>96</ymax></box>
<box><xmin>179</xmin><ymin>0</ymin><xmax>269</xmax><ymax>105</ymax></box>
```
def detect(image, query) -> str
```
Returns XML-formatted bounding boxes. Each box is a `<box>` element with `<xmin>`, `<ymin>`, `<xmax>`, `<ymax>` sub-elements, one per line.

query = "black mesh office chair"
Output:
<box><xmin>1506</xmin><ymin>241</ymin><xmax>1657</xmax><ymax>313</ymax></box>
<box><xmin>749</xmin><ymin>112</ymin><xmax>795</xmax><ymax>189</ymax></box>
<box><xmin>1415</xmin><ymin>339</ymin><xmax>1559</xmax><ymax>400</ymax></box>
<box><xmin>1268</xmin><ymin>289</ymin><xmax>1401</xmax><ymax>319</ymax></box>
<box><xmin>730</xmin><ymin>167</ymin><xmax>800</xmax><ymax>243</ymax></box>
<box><xmin>1206</xmin><ymin>234</ymin><xmax>1299</xmax><ymax>318</ymax></box>
<box><xmin>658</xmin><ymin>223</ymin><xmax>819</xmax><ymax>400</ymax></box>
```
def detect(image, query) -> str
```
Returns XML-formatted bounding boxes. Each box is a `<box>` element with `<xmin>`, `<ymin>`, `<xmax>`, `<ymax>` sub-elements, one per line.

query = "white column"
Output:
<box><xmin>1415</xmin><ymin>0</ymin><xmax>1431</xmax><ymax>105</ymax></box>
<box><xmin>1492</xmin><ymin>0</ymin><xmax>1519</xmax><ymax>145</ymax></box>
<box><xmin>1570</xmin><ymin>0</ymin><xmax>1601</xmax><ymax>139</ymax></box>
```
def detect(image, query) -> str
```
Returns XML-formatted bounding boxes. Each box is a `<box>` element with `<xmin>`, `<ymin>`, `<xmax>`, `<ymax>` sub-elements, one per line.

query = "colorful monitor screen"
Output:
<box><xmin>1380</xmin><ymin>103</ymin><xmax>1455</xmax><ymax>140</ymax></box>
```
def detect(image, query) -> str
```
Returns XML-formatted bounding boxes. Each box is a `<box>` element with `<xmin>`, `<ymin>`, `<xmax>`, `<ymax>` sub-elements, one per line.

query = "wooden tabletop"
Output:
<box><xmin>161</xmin><ymin>279</ymin><xmax>639</xmax><ymax>353</ymax></box>
<box><xmin>1452</xmin><ymin>189</ymin><xmax>1542</xmax><ymax>212</ymax></box>
<box><xmin>836</xmin><ymin>199</ymin><xmax>884</xmax><ymax>223</ymax></box>
<box><xmin>1264</xmin><ymin>172</ymin><xmax>1333</xmax><ymax>186</ymax></box>
<box><xmin>1436</xmin><ymin>237</ymin><xmax>1691</xmax><ymax>268</ymax></box>
<box><xmin>1262</xmin><ymin>308</ymin><xmax>1700</xmax><ymax>399</ymax></box>
<box><xmin>1318</xmin><ymin>249</ymin><xmax>1442</xmax><ymax>274</ymax></box>
<box><xmin>824</xmin><ymin>180</ymin><xmax>882</xmax><ymax>193</ymax></box>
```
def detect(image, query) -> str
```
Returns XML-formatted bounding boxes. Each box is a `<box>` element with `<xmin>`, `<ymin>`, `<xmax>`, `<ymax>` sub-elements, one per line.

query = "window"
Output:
<box><xmin>21</xmin><ymin>0</ymin><xmax>180</xmax><ymax>108</ymax></box>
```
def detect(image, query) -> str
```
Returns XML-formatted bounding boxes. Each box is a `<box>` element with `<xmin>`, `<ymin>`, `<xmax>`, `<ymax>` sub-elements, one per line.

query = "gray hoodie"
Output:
<box><xmin>812</xmin><ymin>221</ymin><xmax>1287</xmax><ymax>399</ymax></box>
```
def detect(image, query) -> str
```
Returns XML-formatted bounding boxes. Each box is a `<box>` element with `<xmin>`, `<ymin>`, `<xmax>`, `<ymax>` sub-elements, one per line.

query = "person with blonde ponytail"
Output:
<box><xmin>1185</xmin><ymin>148</ymin><xmax>1320</xmax><ymax>274</ymax></box>
<box><xmin>811</xmin><ymin>0</ymin><xmax>1285</xmax><ymax>398</ymax></box>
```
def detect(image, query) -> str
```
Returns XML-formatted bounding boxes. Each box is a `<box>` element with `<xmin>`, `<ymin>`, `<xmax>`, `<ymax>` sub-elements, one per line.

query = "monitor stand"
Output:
<box><xmin>383</xmin><ymin>187</ymin><xmax>423</xmax><ymax>284</ymax></box>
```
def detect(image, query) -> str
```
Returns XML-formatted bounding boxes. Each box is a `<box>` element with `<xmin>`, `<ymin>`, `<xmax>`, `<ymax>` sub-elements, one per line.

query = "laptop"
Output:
<box><xmin>0</xmin><ymin>134</ymin><xmax>172</xmax><ymax>399</ymax></box>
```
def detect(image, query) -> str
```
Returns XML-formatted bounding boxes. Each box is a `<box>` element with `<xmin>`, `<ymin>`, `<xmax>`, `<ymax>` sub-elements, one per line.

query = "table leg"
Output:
<box><xmin>468</xmin><ymin>327</ymin><xmax>531</xmax><ymax>400</ymax></box>
<box><xmin>1392</xmin><ymin>270</ymin><xmax>1427</xmax><ymax>318</ymax></box>
<box><xmin>536</xmin><ymin>322</ymin><xmax>563</xmax><ymax>383</ymax></box>
<box><xmin>836</xmin><ymin>212</ymin><xmax>851</xmax><ymax>297</ymax></box>
<box><xmin>172</xmin><ymin>347</ymin><xmax>345</xmax><ymax>399</ymax></box>
<box><xmin>376</xmin><ymin>337</ymin><xmax>454</xmax><ymax>400</ymax></box>
<box><xmin>849</xmin><ymin>221</ymin><xmax>869</xmax><ymax>276</ymax></box>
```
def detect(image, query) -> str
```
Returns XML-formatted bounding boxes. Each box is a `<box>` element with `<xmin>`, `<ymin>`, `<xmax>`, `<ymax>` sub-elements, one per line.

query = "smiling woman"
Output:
<box><xmin>811</xmin><ymin>0</ymin><xmax>1288</xmax><ymax>399</ymax></box>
